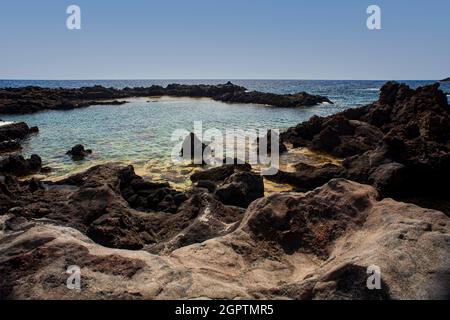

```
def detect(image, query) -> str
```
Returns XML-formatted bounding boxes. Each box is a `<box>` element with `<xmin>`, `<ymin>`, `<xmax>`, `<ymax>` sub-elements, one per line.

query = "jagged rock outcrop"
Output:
<box><xmin>0</xmin><ymin>122</ymin><xmax>38</xmax><ymax>153</ymax></box>
<box><xmin>281</xmin><ymin>82</ymin><xmax>450</xmax><ymax>201</ymax></box>
<box><xmin>0</xmin><ymin>82</ymin><xmax>332</xmax><ymax>115</ymax></box>
<box><xmin>0</xmin><ymin>179</ymin><xmax>448</xmax><ymax>299</ymax></box>
<box><xmin>0</xmin><ymin>154</ymin><xmax>42</xmax><ymax>176</ymax></box>
<box><xmin>190</xmin><ymin>161</ymin><xmax>251</xmax><ymax>183</ymax></box>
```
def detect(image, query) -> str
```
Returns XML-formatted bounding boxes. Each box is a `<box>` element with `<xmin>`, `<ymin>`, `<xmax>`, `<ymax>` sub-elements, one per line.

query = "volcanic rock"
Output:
<box><xmin>0</xmin><ymin>122</ymin><xmax>38</xmax><ymax>153</ymax></box>
<box><xmin>215</xmin><ymin>171</ymin><xmax>264</xmax><ymax>208</ymax></box>
<box><xmin>281</xmin><ymin>82</ymin><xmax>450</xmax><ymax>199</ymax></box>
<box><xmin>0</xmin><ymin>179</ymin><xmax>448</xmax><ymax>299</ymax></box>
<box><xmin>0</xmin><ymin>83</ymin><xmax>332</xmax><ymax>115</ymax></box>
<box><xmin>0</xmin><ymin>154</ymin><xmax>42</xmax><ymax>176</ymax></box>
<box><xmin>66</xmin><ymin>144</ymin><xmax>92</xmax><ymax>160</ymax></box>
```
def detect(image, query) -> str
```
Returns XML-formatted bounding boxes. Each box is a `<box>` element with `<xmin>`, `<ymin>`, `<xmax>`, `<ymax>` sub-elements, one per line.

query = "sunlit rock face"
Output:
<box><xmin>0</xmin><ymin>175</ymin><xmax>448</xmax><ymax>300</ymax></box>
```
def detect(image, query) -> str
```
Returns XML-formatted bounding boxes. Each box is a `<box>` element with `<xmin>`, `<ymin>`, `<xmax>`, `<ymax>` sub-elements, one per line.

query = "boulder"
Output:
<box><xmin>66</xmin><ymin>144</ymin><xmax>92</xmax><ymax>160</ymax></box>
<box><xmin>0</xmin><ymin>154</ymin><xmax>42</xmax><ymax>176</ymax></box>
<box><xmin>0</xmin><ymin>122</ymin><xmax>38</xmax><ymax>154</ymax></box>
<box><xmin>281</xmin><ymin>82</ymin><xmax>450</xmax><ymax>200</ymax></box>
<box><xmin>215</xmin><ymin>171</ymin><xmax>264</xmax><ymax>208</ymax></box>
<box><xmin>190</xmin><ymin>161</ymin><xmax>251</xmax><ymax>183</ymax></box>
<box><xmin>0</xmin><ymin>122</ymin><xmax>31</xmax><ymax>141</ymax></box>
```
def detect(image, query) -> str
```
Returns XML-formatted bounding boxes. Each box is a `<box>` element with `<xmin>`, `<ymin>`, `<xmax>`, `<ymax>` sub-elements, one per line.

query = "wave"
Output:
<box><xmin>0</xmin><ymin>121</ymin><xmax>14</xmax><ymax>127</ymax></box>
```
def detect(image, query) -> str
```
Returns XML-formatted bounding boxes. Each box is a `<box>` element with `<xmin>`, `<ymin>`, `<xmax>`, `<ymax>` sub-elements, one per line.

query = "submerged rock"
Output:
<box><xmin>265</xmin><ymin>162</ymin><xmax>344</xmax><ymax>192</ymax></box>
<box><xmin>66</xmin><ymin>144</ymin><xmax>92</xmax><ymax>160</ymax></box>
<box><xmin>0</xmin><ymin>122</ymin><xmax>38</xmax><ymax>153</ymax></box>
<box><xmin>215</xmin><ymin>171</ymin><xmax>264</xmax><ymax>208</ymax></box>
<box><xmin>190</xmin><ymin>161</ymin><xmax>251</xmax><ymax>183</ymax></box>
<box><xmin>0</xmin><ymin>83</ymin><xmax>332</xmax><ymax>115</ymax></box>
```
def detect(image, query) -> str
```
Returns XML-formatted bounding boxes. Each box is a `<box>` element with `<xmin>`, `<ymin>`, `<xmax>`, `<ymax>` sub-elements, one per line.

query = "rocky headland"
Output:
<box><xmin>0</xmin><ymin>82</ymin><xmax>332</xmax><ymax>114</ymax></box>
<box><xmin>0</xmin><ymin>82</ymin><xmax>449</xmax><ymax>300</ymax></box>
<box><xmin>279</xmin><ymin>82</ymin><xmax>450</xmax><ymax>208</ymax></box>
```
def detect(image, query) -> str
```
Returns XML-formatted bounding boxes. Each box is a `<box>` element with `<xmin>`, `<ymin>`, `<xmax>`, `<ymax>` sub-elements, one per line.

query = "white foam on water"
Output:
<box><xmin>0</xmin><ymin>121</ymin><xmax>15</xmax><ymax>127</ymax></box>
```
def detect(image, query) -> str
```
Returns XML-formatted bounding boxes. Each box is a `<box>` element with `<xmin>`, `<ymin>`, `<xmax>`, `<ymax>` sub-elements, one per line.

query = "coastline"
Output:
<box><xmin>0</xmin><ymin>80</ymin><xmax>449</xmax><ymax>299</ymax></box>
<box><xmin>0</xmin><ymin>82</ymin><xmax>332</xmax><ymax>115</ymax></box>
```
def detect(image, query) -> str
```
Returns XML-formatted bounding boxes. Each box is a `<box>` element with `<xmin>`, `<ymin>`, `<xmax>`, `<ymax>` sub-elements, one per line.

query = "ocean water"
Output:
<box><xmin>1</xmin><ymin>80</ymin><xmax>448</xmax><ymax>188</ymax></box>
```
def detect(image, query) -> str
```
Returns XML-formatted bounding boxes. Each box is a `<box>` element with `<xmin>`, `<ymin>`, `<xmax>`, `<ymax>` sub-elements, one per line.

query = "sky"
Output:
<box><xmin>0</xmin><ymin>0</ymin><xmax>449</xmax><ymax>80</ymax></box>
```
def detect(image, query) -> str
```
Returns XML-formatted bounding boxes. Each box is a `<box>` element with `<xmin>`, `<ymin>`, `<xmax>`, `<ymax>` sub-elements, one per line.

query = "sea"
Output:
<box><xmin>1</xmin><ymin>80</ymin><xmax>449</xmax><ymax>189</ymax></box>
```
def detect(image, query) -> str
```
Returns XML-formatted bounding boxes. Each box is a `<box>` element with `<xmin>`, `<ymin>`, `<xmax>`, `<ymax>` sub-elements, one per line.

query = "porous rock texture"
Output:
<box><xmin>280</xmin><ymin>82</ymin><xmax>450</xmax><ymax>201</ymax></box>
<box><xmin>0</xmin><ymin>177</ymin><xmax>448</xmax><ymax>300</ymax></box>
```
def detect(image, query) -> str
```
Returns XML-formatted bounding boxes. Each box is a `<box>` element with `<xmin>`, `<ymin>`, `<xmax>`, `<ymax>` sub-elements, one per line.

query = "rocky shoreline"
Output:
<box><xmin>278</xmin><ymin>82</ymin><xmax>450</xmax><ymax>210</ymax></box>
<box><xmin>0</xmin><ymin>82</ymin><xmax>332</xmax><ymax>114</ymax></box>
<box><xmin>0</xmin><ymin>82</ymin><xmax>449</xmax><ymax>300</ymax></box>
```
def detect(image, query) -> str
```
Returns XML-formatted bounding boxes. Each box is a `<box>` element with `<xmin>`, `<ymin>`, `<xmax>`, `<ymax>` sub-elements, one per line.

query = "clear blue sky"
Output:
<box><xmin>0</xmin><ymin>0</ymin><xmax>449</xmax><ymax>80</ymax></box>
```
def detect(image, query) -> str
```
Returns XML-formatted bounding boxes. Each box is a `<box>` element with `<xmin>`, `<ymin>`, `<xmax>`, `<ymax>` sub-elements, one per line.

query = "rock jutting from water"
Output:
<box><xmin>0</xmin><ymin>122</ymin><xmax>38</xmax><ymax>153</ymax></box>
<box><xmin>279</xmin><ymin>82</ymin><xmax>450</xmax><ymax>203</ymax></box>
<box><xmin>66</xmin><ymin>144</ymin><xmax>92</xmax><ymax>161</ymax></box>
<box><xmin>0</xmin><ymin>81</ymin><xmax>449</xmax><ymax>300</ymax></box>
<box><xmin>0</xmin><ymin>82</ymin><xmax>332</xmax><ymax>114</ymax></box>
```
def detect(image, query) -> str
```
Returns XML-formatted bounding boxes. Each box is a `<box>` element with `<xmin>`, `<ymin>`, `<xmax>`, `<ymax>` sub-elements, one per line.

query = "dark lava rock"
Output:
<box><xmin>0</xmin><ymin>163</ymin><xmax>246</xmax><ymax>253</ymax></box>
<box><xmin>0</xmin><ymin>154</ymin><xmax>42</xmax><ymax>176</ymax></box>
<box><xmin>195</xmin><ymin>180</ymin><xmax>217</xmax><ymax>193</ymax></box>
<box><xmin>215</xmin><ymin>171</ymin><xmax>264</xmax><ymax>208</ymax></box>
<box><xmin>281</xmin><ymin>82</ymin><xmax>450</xmax><ymax>199</ymax></box>
<box><xmin>190</xmin><ymin>161</ymin><xmax>252</xmax><ymax>183</ymax></box>
<box><xmin>180</xmin><ymin>132</ymin><xmax>209</xmax><ymax>164</ymax></box>
<box><xmin>66</xmin><ymin>144</ymin><xmax>92</xmax><ymax>160</ymax></box>
<box><xmin>29</xmin><ymin>126</ymin><xmax>39</xmax><ymax>133</ymax></box>
<box><xmin>0</xmin><ymin>122</ymin><xmax>31</xmax><ymax>140</ymax></box>
<box><xmin>0</xmin><ymin>122</ymin><xmax>38</xmax><ymax>153</ymax></box>
<box><xmin>0</xmin><ymin>140</ymin><xmax>21</xmax><ymax>153</ymax></box>
<box><xmin>265</xmin><ymin>162</ymin><xmax>344</xmax><ymax>192</ymax></box>
<box><xmin>0</xmin><ymin>83</ymin><xmax>332</xmax><ymax>115</ymax></box>
<box><xmin>283</xmin><ymin>115</ymin><xmax>383</xmax><ymax>158</ymax></box>
<box><xmin>118</xmin><ymin>165</ymin><xmax>186</xmax><ymax>214</ymax></box>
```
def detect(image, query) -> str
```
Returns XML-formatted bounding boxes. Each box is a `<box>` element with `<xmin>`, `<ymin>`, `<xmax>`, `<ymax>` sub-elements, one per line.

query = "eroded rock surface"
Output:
<box><xmin>281</xmin><ymin>82</ymin><xmax>450</xmax><ymax>201</ymax></box>
<box><xmin>0</xmin><ymin>179</ymin><xmax>448</xmax><ymax>299</ymax></box>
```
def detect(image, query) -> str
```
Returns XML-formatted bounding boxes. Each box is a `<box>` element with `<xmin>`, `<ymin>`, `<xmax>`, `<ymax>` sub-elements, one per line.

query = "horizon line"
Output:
<box><xmin>0</xmin><ymin>78</ymin><xmax>446</xmax><ymax>82</ymax></box>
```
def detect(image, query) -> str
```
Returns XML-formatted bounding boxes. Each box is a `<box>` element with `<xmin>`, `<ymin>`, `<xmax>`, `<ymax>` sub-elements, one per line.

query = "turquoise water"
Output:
<box><xmin>1</xmin><ymin>80</ymin><xmax>448</xmax><ymax>186</ymax></box>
